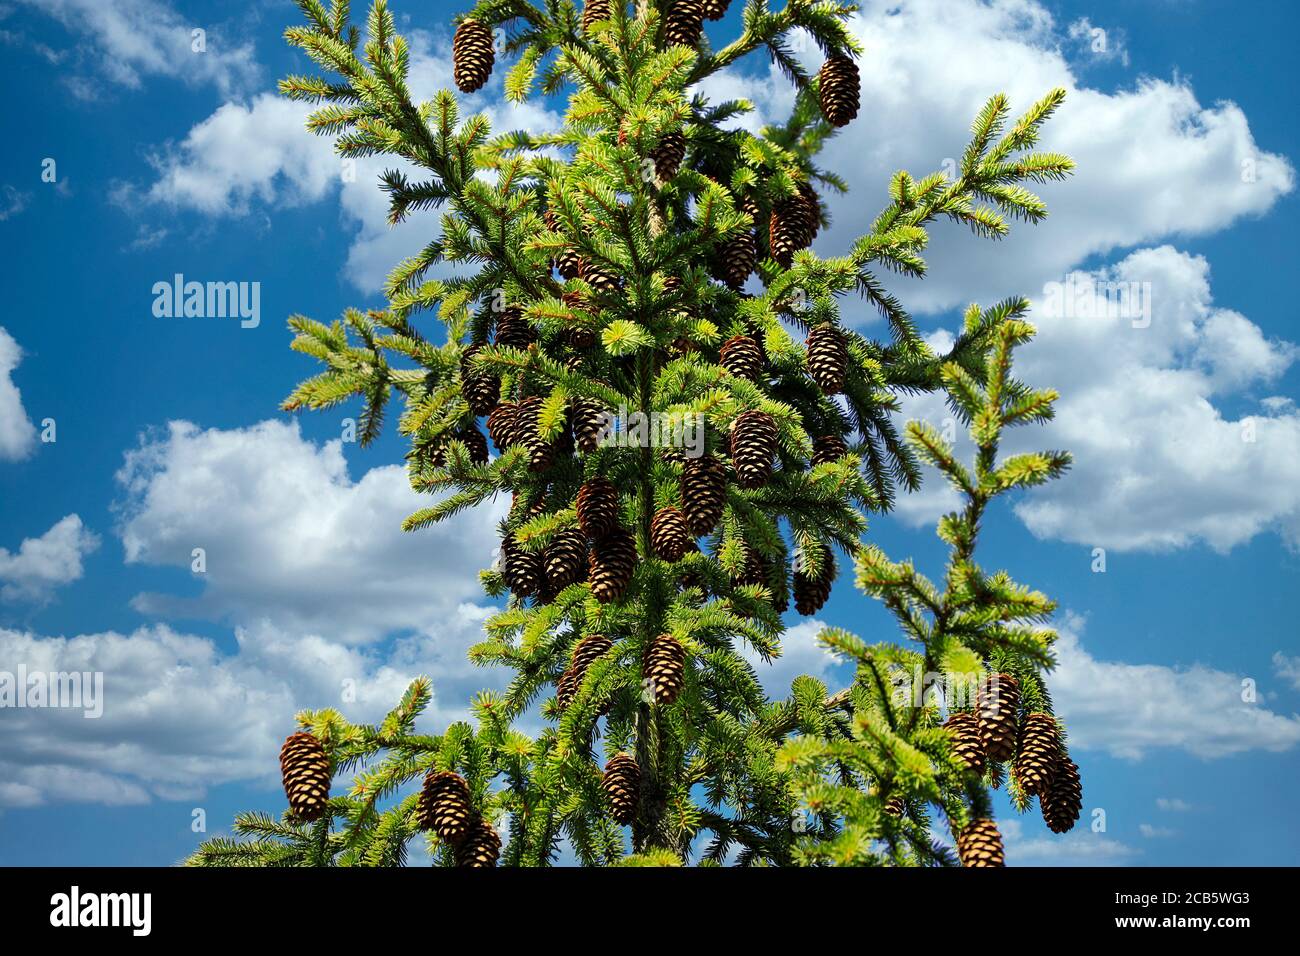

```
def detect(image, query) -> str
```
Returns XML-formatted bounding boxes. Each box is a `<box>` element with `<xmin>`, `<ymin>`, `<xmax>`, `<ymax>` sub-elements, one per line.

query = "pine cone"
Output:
<box><xmin>720</xmin><ymin>334</ymin><xmax>764</xmax><ymax>382</ymax></box>
<box><xmin>460</xmin><ymin>425</ymin><xmax>490</xmax><ymax>465</ymax></box>
<box><xmin>602</xmin><ymin>753</ymin><xmax>641</xmax><ymax>825</ymax></box>
<box><xmin>572</xmin><ymin>398</ymin><xmax>607</xmax><ymax>452</ymax></box>
<box><xmin>452</xmin><ymin>19</ymin><xmax>494</xmax><ymax>94</ymax></box>
<box><xmin>885</xmin><ymin>795</ymin><xmax>906</xmax><ymax>817</ymax></box>
<box><xmin>494</xmin><ymin>306</ymin><xmax>534</xmax><ymax>350</ymax></box>
<box><xmin>418</xmin><ymin>770</ymin><xmax>473</xmax><ymax>844</ymax></box>
<box><xmin>579</xmin><ymin>257</ymin><xmax>621</xmax><ymax>294</ymax></box>
<box><xmin>567</xmin><ymin>326</ymin><xmax>597</xmax><ymax>350</ymax></box>
<box><xmin>680</xmin><ymin>455</ymin><xmax>726</xmax><ymax>535</ymax></box>
<box><xmin>460</xmin><ymin>347</ymin><xmax>501</xmax><ymax>417</ymax></box>
<box><xmin>702</xmin><ymin>0</ymin><xmax>730</xmax><ymax>19</ymax></box>
<box><xmin>514</xmin><ymin>396</ymin><xmax>556</xmax><ymax>473</ymax></box>
<box><xmin>730</xmin><ymin>410</ymin><xmax>778</xmax><ymax>489</ymax></box>
<box><xmin>454</xmin><ymin>818</ymin><xmax>501</xmax><ymax>868</ymax></box>
<box><xmin>650</xmin><ymin>506</ymin><xmax>693</xmax><ymax>562</ymax></box>
<box><xmin>806</xmin><ymin>325</ymin><xmax>847</xmax><ymax>394</ymax></box>
<box><xmin>589</xmin><ymin>528</ymin><xmax>636</xmax><ymax>603</ymax></box>
<box><xmin>733</xmin><ymin>549</ymin><xmax>786</xmax><ymax>611</ymax></box>
<box><xmin>720</xmin><ymin>231</ymin><xmax>757</xmax><ymax>290</ymax></box>
<box><xmin>1041</xmin><ymin>757</ymin><xmax>1083</xmax><ymax>833</ymax></box>
<box><xmin>280</xmin><ymin>731</ymin><xmax>330</xmax><ymax>821</ymax></box>
<box><xmin>944</xmin><ymin>711</ymin><xmax>986</xmax><ymax>776</ymax></box>
<box><xmin>793</xmin><ymin>552</ymin><xmax>835</xmax><ymax>615</ymax></box>
<box><xmin>794</xmin><ymin>182</ymin><xmax>821</xmax><ymax>242</ymax></box>
<box><xmin>577</xmin><ymin>477</ymin><xmax>620</xmax><ymax>539</ymax></box>
<box><xmin>581</xmin><ymin>0</ymin><xmax>611</xmax><ymax>34</ymax></box>
<box><xmin>502</xmin><ymin>537</ymin><xmax>544</xmax><ymax>598</ymax></box>
<box><xmin>1015</xmin><ymin>712</ymin><xmax>1061</xmax><ymax>798</ymax></box>
<box><xmin>818</xmin><ymin>54</ymin><xmax>860</xmax><ymax>128</ymax></box>
<box><xmin>557</xmin><ymin>633</ymin><xmax>613</xmax><ymax>711</ymax></box>
<box><xmin>663</xmin><ymin>274</ymin><xmax>683</xmax><ymax>294</ymax></box>
<box><xmin>652</xmin><ymin>131</ymin><xmax>687</xmax><ymax>180</ymax></box>
<box><xmin>663</xmin><ymin>0</ymin><xmax>704</xmax><ymax>47</ymax></box>
<box><xmin>643</xmin><ymin>633</ymin><xmax>686</xmax><ymax>706</ymax></box>
<box><xmin>556</xmin><ymin>247</ymin><xmax>584</xmax><ymax>280</ymax></box>
<box><xmin>769</xmin><ymin>197</ymin><xmax>801</xmax><ymax>268</ymax></box>
<box><xmin>977</xmin><ymin>672</ymin><xmax>1021</xmax><ymax>763</ymax></box>
<box><xmin>956</xmin><ymin>818</ymin><xmax>1005</xmax><ymax>867</ymax></box>
<box><xmin>811</xmin><ymin>434</ymin><xmax>848</xmax><ymax>466</ymax></box>
<box><xmin>544</xmin><ymin>528</ymin><xmax>588</xmax><ymax>593</ymax></box>
<box><xmin>487</xmin><ymin>402</ymin><xmax>521</xmax><ymax>452</ymax></box>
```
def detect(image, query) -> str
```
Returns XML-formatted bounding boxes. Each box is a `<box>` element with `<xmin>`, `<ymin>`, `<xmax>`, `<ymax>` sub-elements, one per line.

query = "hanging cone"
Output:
<box><xmin>663</xmin><ymin>0</ymin><xmax>704</xmax><ymax>47</ymax></box>
<box><xmin>1040</xmin><ymin>757</ymin><xmax>1083</xmax><ymax>833</ymax></box>
<box><xmin>663</xmin><ymin>274</ymin><xmax>683</xmax><ymax>294</ymax></box>
<box><xmin>732</xmin><ymin>549</ymin><xmax>787</xmax><ymax>612</ymax></box>
<box><xmin>590</xmin><ymin>528</ymin><xmax>636</xmax><ymax>603</ymax></box>
<box><xmin>581</xmin><ymin>0</ymin><xmax>611</xmax><ymax>34</ymax></box>
<box><xmin>730</xmin><ymin>410</ymin><xmax>778</xmax><ymax>489</ymax></box>
<box><xmin>976</xmin><ymin>672</ymin><xmax>1021</xmax><ymax>763</ymax></box>
<box><xmin>680</xmin><ymin>455</ymin><xmax>726</xmax><ymax>535</ymax></box>
<box><xmin>579</xmin><ymin>257</ymin><xmax>621</xmax><ymax>294</ymax></box>
<box><xmin>454</xmin><ymin>818</ymin><xmax>501</xmax><ymax>868</ymax></box>
<box><xmin>769</xmin><ymin>197</ymin><xmax>800</xmax><ymax>268</ymax></box>
<box><xmin>601</xmin><ymin>753</ymin><xmax>641</xmax><ymax>824</ymax></box>
<box><xmin>1014</xmin><ymin>712</ymin><xmax>1061</xmax><ymax>798</ymax></box>
<box><xmin>795</xmin><ymin>182</ymin><xmax>821</xmax><ymax>242</ymax></box>
<box><xmin>557</xmin><ymin>633</ymin><xmax>614</xmax><ymax>712</ymax></box>
<box><xmin>956</xmin><ymin>818</ymin><xmax>1005</xmax><ymax>867</ymax></box>
<box><xmin>793</xmin><ymin>551</ymin><xmax>835</xmax><ymax>615</ymax></box>
<box><xmin>514</xmin><ymin>396</ymin><xmax>556</xmax><ymax>473</ymax></box>
<box><xmin>702</xmin><ymin>0</ymin><xmax>730</xmax><ymax>19</ymax></box>
<box><xmin>944</xmin><ymin>712</ymin><xmax>987</xmax><ymax>776</ymax></box>
<box><xmin>572</xmin><ymin>398</ymin><xmax>607</xmax><ymax>453</ymax></box>
<box><xmin>811</xmin><ymin>434</ymin><xmax>848</xmax><ymax>466</ymax></box>
<box><xmin>643</xmin><ymin>633</ymin><xmax>686</xmax><ymax>705</ymax></box>
<box><xmin>556</xmin><ymin>248</ymin><xmax>584</xmax><ymax>280</ymax></box>
<box><xmin>884</xmin><ymin>795</ymin><xmax>906</xmax><ymax>817</ymax></box>
<box><xmin>494</xmin><ymin>306</ymin><xmax>534</xmax><ymax>350</ymax></box>
<box><xmin>577</xmin><ymin>477</ymin><xmax>620</xmax><ymax>539</ymax></box>
<box><xmin>650</xmin><ymin>506</ymin><xmax>693</xmax><ymax>562</ymax></box>
<box><xmin>502</xmin><ymin>536</ymin><xmax>544</xmax><ymax>598</ymax></box>
<box><xmin>720</xmin><ymin>231</ymin><xmax>757</xmax><ymax>290</ymax></box>
<box><xmin>544</xmin><ymin>528</ymin><xmax>588</xmax><ymax>593</ymax></box>
<box><xmin>486</xmin><ymin>401</ymin><xmax>522</xmax><ymax>453</ymax></box>
<box><xmin>459</xmin><ymin>344</ymin><xmax>499</xmax><ymax>416</ymax></box>
<box><xmin>818</xmin><ymin>54</ymin><xmax>861</xmax><ymax>128</ymax></box>
<box><xmin>720</xmin><ymin>334</ymin><xmax>763</xmax><ymax>382</ymax></box>
<box><xmin>652</xmin><ymin>131</ymin><xmax>687</xmax><ymax>180</ymax></box>
<box><xmin>567</xmin><ymin>326</ymin><xmax>597</xmax><ymax>350</ymax></box>
<box><xmin>418</xmin><ymin>770</ymin><xmax>473</xmax><ymax>844</ymax></box>
<box><xmin>280</xmin><ymin>731</ymin><xmax>330</xmax><ymax>821</ymax></box>
<box><xmin>460</xmin><ymin>425</ymin><xmax>490</xmax><ymax>465</ymax></box>
<box><xmin>806</xmin><ymin>325</ymin><xmax>847</xmax><ymax>394</ymax></box>
<box><xmin>452</xmin><ymin>19</ymin><xmax>495</xmax><ymax>94</ymax></box>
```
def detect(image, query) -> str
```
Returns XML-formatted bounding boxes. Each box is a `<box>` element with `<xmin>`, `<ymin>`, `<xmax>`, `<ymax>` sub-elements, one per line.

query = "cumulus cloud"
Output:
<box><xmin>1000</xmin><ymin>817</ymin><xmax>1139</xmax><ymax>866</ymax></box>
<box><xmin>892</xmin><ymin>246</ymin><xmax>1300</xmax><ymax>553</ymax></box>
<box><xmin>1273</xmin><ymin>652</ymin><xmax>1300</xmax><ymax>691</ymax></box>
<box><xmin>14</xmin><ymin>0</ymin><xmax>259</xmax><ymax>98</ymax></box>
<box><xmin>0</xmin><ymin>610</ymin><xmax>504</xmax><ymax>808</ymax></box>
<box><xmin>1050</xmin><ymin>614</ymin><xmax>1300</xmax><ymax>760</ymax></box>
<box><xmin>0</xmin><ymin>327</ymin><xmax>37</xmax><ymax>461</ymax></box>
<box><xmin>739</xmin><ymin>619</ymin><xmax>847</xmax><ymax>697</ymax></box>
<box><xmin>114</xmin><ymin>419</ymin><xmax>507</xmax><ymax>644</ymax></box>
<box><xmin>1156</xmin><ymin>797</ymin><xmax>1192</xmax><ymax>812</ymax></box>
<box><xmin>0</xmin><ymin>514</ymin><xmax>101</xmax><ymax>603</ymax></box>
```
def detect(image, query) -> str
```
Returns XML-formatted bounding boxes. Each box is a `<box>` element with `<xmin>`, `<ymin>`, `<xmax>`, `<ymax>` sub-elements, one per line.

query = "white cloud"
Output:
<box><xmin>0</xmin><ymin>514</ymin><xmax>100</xmax><ymax>603</ymax></box>
<box><xmin>892</xmin><ymin>246</ymin><xmax>1300</xmax><ymax>553</ymax></box>
<box><xmin>1001</xmin><ymin>817</ymin><xmax>1139</xmax><ymax>866</ymax></box>
<box><xmin>1273</xmin><ymin>652</ymin><xmax>1300</xmax><ymax>691</ymax></box>
<box><xmin>0</xmin><ymin>184</ymin><xmax>30</xmax><ymax>221</ymax></box>
<box><xmin>0</xmin><ymin>609</ymin><xmax>505</xmax><ymax>807</ymax></box>
<box><xmin>114</xmin><ymin>419</ymin><xmax>507</xmax><ymax>644</ymax></box>
<box><xmin>1156</xmin><ymin>797</ymin><xmax>1192</xmax><ymax>812</ymax></box>
<box><xmin>15</xmin><ymin>0</ymin><xmax>259</xmax><ymax>97</ymax></box>
<box><xmin>1050</xmin><ymin>614</ymin><xmax>1300</xmax><ymax>760</ymax></box>
<box><xmin>1138</xmin><ymin>823</ymin><xmax>1176</xmax><ymax>838</ymax></box>
<box><xmin>0</xmin><ymin>327</ymin><xmax>37</xmax><ymax>461</ymax></box>
<box><xmin>739</xmin><ymin>619</ymin><xmax>846</xmax><ymax>697</ymax></box>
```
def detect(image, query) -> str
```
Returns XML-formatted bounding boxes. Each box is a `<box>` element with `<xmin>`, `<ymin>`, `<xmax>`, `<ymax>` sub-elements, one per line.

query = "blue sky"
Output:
<box><xmin>0</xmin><ymin>0</ymin><xmax>1298</xmax><ymax>866</ymax></box>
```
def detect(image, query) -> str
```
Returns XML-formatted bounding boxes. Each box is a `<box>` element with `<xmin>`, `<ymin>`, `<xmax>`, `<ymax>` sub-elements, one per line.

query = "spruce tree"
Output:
<box><xmin>189</xmin><ymin>0</ymin><xmax>1080</xmax><ymax>867</ymax></box>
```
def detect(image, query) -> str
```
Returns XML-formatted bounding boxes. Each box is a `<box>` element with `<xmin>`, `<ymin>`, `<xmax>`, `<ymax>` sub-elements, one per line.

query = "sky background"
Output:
<box><xmin>1</xmin><ymin>0</ymin><xmax>1298</xmax><ymax>866</ymax></box>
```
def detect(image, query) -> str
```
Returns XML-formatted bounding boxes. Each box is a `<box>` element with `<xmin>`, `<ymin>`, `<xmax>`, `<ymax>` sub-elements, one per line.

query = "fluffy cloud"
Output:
<box><xmin>891</xmin><ymin>246</ymin><xmax>1300</xmax><ymax>553</ymax></box>
<box><xmin>0</xmin><ymin>514</ymin><xmax>100</xmax><ymax>603</ymax></box>
<box><xmin>739</xmin><ymin>619</ymin><xmax>846</xmax><ymax>697</ymax></box>
<box><xmin>0</xmin><ymin>327</ymin><xmax>37</xmax><ymax>461</ymax></box>
<box><xmin>1000</xmin><ymin>817</ymin><xmax>1139</xmax><ymax>866</ymax></box>
<box><xmin>1050</xmin><ymin>614</ymin><xmax>1300</xmax><ymax>760</ymax></box>
<box><xmin>115</xmin><ymin>419</ymin><xmax>506</xmax><ymax>643</ymax></box>
<box><xmin>14</xmin><ymin>0</ymin><xmax>259</xmax><ymax>98</ymax></box>
<box><xmin>0</xmin><ymin>610</ymin><xmax>504</xmax><ymax>807</ymax></box>
<box><xmin>1273</xmin><ymin>652</ymin><xmax>1300</xmax><ymax>691</ymax></box>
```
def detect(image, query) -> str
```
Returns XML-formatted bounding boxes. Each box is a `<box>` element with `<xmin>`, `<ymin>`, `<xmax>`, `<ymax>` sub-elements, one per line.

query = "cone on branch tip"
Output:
<box><xmin>956</xmin><ymin>818</ymin><xmax>1005</xmax><ymax>867</ymax></box>
<box><xmin>454</xmin><ymin>818</ymin><xmax>501</xmax><ymax>868</ymax></box>
<box><xmin>730</xmin><ymin>410</ymin><xmax>778</xmax><ymax>489</ymax></box>
<box><xmin>793</xmin><ymin>552</ymin><xmax>835</xmax><ymax>615</ymax></box>
<box><xmin>601</xmin><ymin>753</ymin><xmax>641</xmax><ymax>825</ymax></box>
<box><xmin>643</xmin><ymin>633</ymin><xmax>687</xmax><ymax>706</ymax></box>
<box><xmin>818</xmin><ymin>55</ymin><xmax>861</xmax><ymax>128</ymax></box>
<box><xmin>452</xmin><ymin>19</ymin><xmax>494</xmax><ymax>94</ymax></box>
<box><xmin>651</xmin><ymin>506</ymin><xmax>694</xmax><ymax>562</ymax></box>
<box><xmin>811</xmin><ymin>434</ymin><xmax>848</xmax><ymax>466</ymax></box>
<box><xmin>977</xmin><ymin>672</ymin><xmax>1021</xmax><ymax>763</ymax></box>
<box><xmin>1041</xmin><ymin>757</ymin><xmax>1083</xmax><ymax>833</ymax></box>
<box><xmin>1014</xmin><ymin>712</ymin><xmax>1061</xmax><ymax>798</ymax></box>
<box><xmin>664</xmin><ymin>0</ymin><xmax>704</xmax><ymax>48</ymax></box>
<box><xmin>557</xmin><ymin>633</ymin><xmax>613</xmax><ymax>712</ymax></box>
<box><xmin>720</xmin><ymin>334</ymin><xmax>764</xmax><ymax>381</ymax></box>
<box><xmin>590</xmin><ymin>528</ymin><xmax>636</xmax><ymax>603</ymax></box>
<box><xmin>280</xmin><ymin>731</ymin><xmax>330</xmax><ymax>821</ymax></box>
<box><xmin>577</xmin><ymin>477</ymin><xmax>620</xmax><ymax>539</ymax></box>
<box><xmin>681</xmin><ymin>455</ymin><xmax>727</xmax><ymax>535</ymax></box>
<box><xmin>418</xmin><ymin>770</ymin><xmax>473</xmax><ymax>844</ymax></box>
<box><xmin>581</xmin><ymin>0</ymin><xmax>611</xmax><ymax>34</ymax></box>
<box><xmin>944</xmin><ymin>711</ymin><xmax>986</xmax><ymax>777</ymax></box>
<box><xmin>652</xmin><ymin>131</ymin><xmax>687</xmax><ymax>181</ymax></box>
<box><xmin>806</xmin><ymin>325</ymin><xmax>847</xmax><ymax>394</ymax></box>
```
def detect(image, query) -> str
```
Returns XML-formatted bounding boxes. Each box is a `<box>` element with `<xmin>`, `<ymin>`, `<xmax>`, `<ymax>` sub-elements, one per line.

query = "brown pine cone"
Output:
<box><xmin>556</xmin><ymin>247</ymin><xmax>584</xmax><ymax>280</ymax></box>
<box><xmin>643</xmin><ymin>633</ymin><xmax>687</xmax><ymax>706</ymax></box>
<box><xmin>454</xmin><ymin>818</ymin><xmax>501</xmax><ymax>867</ymax></box>
<box><xmin>502</xmin><ymin>536</ymin><xmax>544</xmax><ymax>598</ymax></box>
<box><xmin>811</xmin><ymin>434</ymin><xmax>848</xmax><ymax>466</ymax></box>
<box><xmin>572</xmin><ymin>398</ymin><xmax>607</xmax><ymax>453</ymax></box>
<box><xmin>818</xmin><ymin>54</ymin><xmax>861</xmax><ymax>128</ymax></box>
<box><xmin>459</xmin><ymin>425</ymin><xmax>490</xmax><ymax>465</ymax></box>
<box><xmin>494</xmin><ymin>306</ymin><xmax>534</xmax><ymax>350</ymax></box>
<box><xmin>544</xmin><ymin>528</ymin><xmax>588</xmax><ymax>593</ymax></box>
<box><xmin>720</xmin><ymin>231</ymin><xmax>757</xmax><ymax>290</ymax></box>
<box><xmin>579</xmin><ymin>257</ymin><xmax>621</xmax><ymax>294</ymax></box>
<box><xmin>730</xmin><ymin>410</ymin><xmax>778</xmax><ymax>489</ymax></box>
<box><xmin>650</xmin><ymin>506</ymin><xmax>693</xmax><ymax>562</ymax></box>
<box><xmin>486</xmin><ymin>401</ymin><xmax>522</xmax><ymax>452</ymax></box>
<box><xmin>581</xmin><ymin>0</ymin><xmax>611</xmax><ymax>34</ymax></box>
<box><xmin>977</xmin><ymin>673</ymin><xmax>1021</xmax><ymax>763</ymax></box>
<box><xmin>792</xmin><ymin>552</ymin><xmax>835</xmax><ymax>615</ymax></box>
<box><xmin>720</xmin><ymin>334</ymin><xmax>764</xmax><ymax>381</ymax></box>
<box><xmin>280</xmin><ymin>731</ymin><xmax>330</xmax><ymax>821</ymax></box>
<box><xmin>418</xmin><ymin>770</ymin><xmax>473</xmax><ymax>844</ymax></box>
<box><xmin>557</xmin><ymin>633</ymin><xmax>614</xmax><ymax>711</ymax></box>
<box><xmin>514</xmin><ymin>396</ymin><xmax>555</xmax><ymax>473</ymax></box>
<box><xmin>577</xmin><ymin>477</ymin><xmax>620</xmax><ymax>539</ymax></box>
<box><xmin>452</xmin><ymin>19</ymin><xmax>495</xmax><ymax>94</ymax></box>
<box><xmin>680</xmin><ymin>454</ymin><xmax>726</xmax><ymax>535</ymax></box>
<box><xmin>1041</xmin><ymin>756</ymin><xmax>1083</xmax><ymax>833</ymax></box>
<box><xmin>806</xmin><ymin>325</ymin><xmax>847</xmax><ymax>394</ymax></box>
<box><xmin>702</xmin><ymin>0</ymin><xmax>730</xmax><ymax>19</ymax></box>
<box><xmin>1014</xmin><ymin>712</ymin><xmax>1061</xmax><ymax>798</ymax></box>
<box><xmin>601</xmin><ymin>753</ymin><xmax>641</xmax><ymax>825</ymax></box>
<box><xmin>460</xmin><ymin>345</ymin><xmax>500</xmax><ymax>416</ymax></box>
<box><xmin>944</xmin><ymin>711</ymin><xmax>986</xmax><ymax>776</ymax></box>
<box><xmin>652</xmin><ymin>130</ymin><xmax>687</xmax><ymax>180</ymax></box>
<box><xmin>663</xmin><ymin>0</ymin><xmax>704</xmax><ymax>47</ymax></box>
<box><xmin>956</xmin><ymin>818</ymin><xmax>1005</xmax><ymax>867</ymax></box>
<box><xmin>589</xmin><ymin>528</ymin><xmax>636</xmax><ymax>603</ymax></box>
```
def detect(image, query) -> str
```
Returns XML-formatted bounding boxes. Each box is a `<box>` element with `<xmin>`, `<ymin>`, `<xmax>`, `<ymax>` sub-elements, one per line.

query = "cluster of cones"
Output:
<box><xmin>418</xmin><ymin>770</ymin><xmax>502</xmax><ymax>867</ymax></box>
